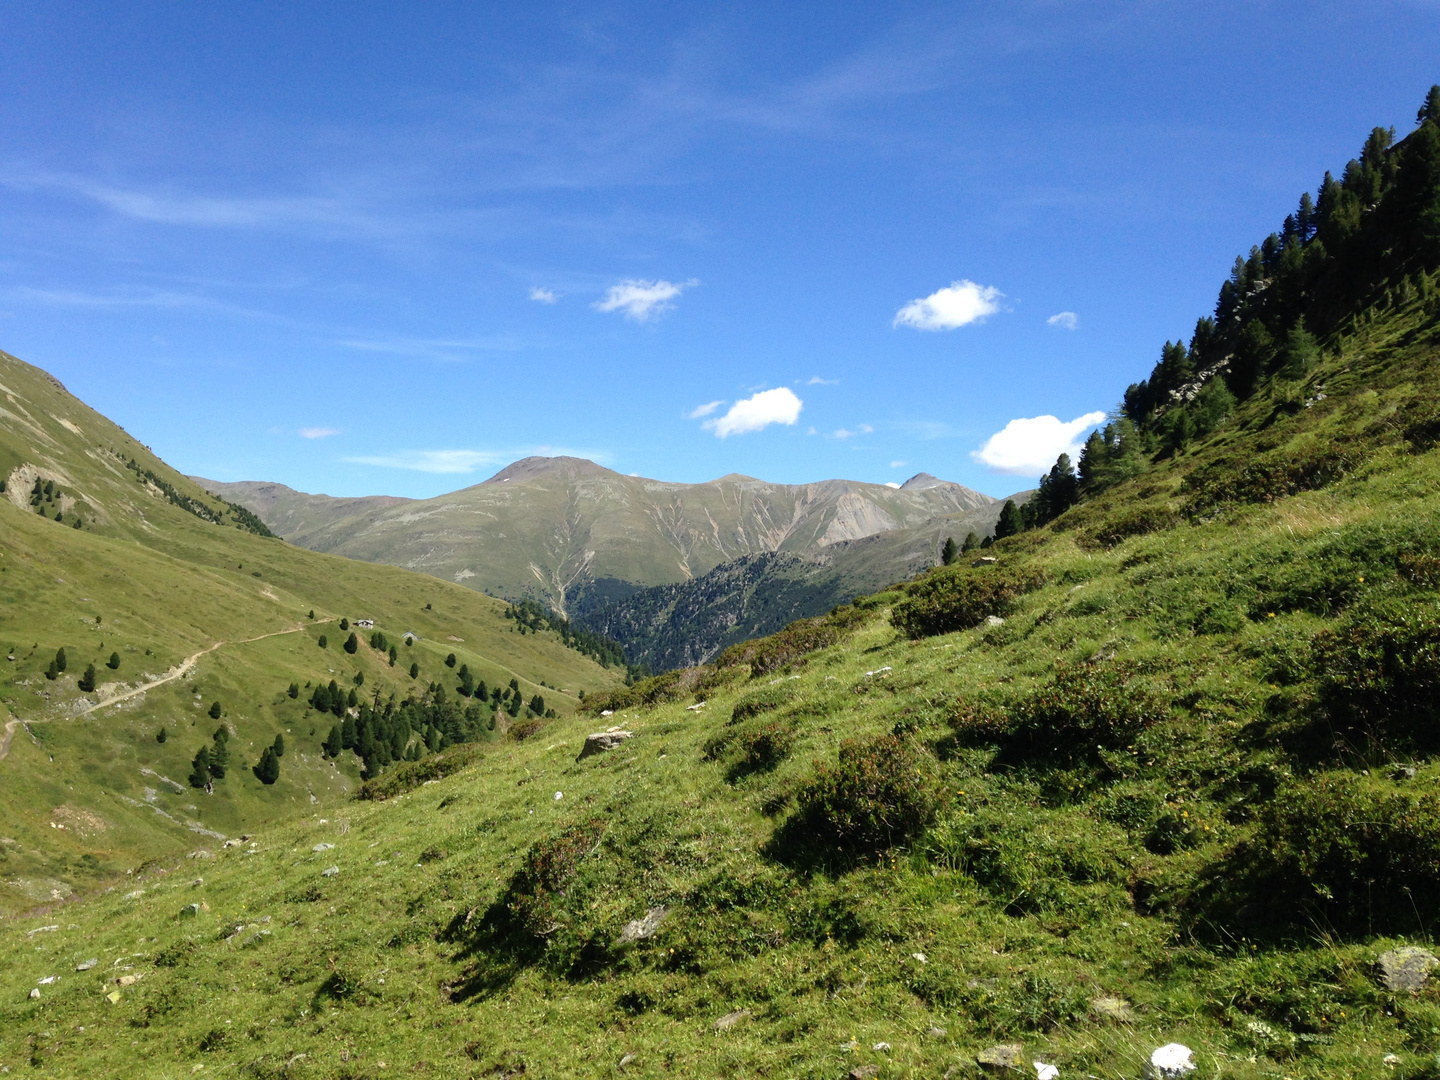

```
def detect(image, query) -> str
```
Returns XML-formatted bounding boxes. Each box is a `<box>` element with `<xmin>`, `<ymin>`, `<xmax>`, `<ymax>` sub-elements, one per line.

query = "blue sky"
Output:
<box><xmin>2</xmin><ymin>3</ymin><xmax>1438</xmax><ymax>498</ymax></box>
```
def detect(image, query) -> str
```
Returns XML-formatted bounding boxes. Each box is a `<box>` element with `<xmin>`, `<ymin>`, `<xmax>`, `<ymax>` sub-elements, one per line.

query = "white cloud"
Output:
<box><xmin>343</xmin><ymin>450</ymin><xmax>508</xmax><ymax>474</ymax></box>
<box><xmin>806</xmin><ymin>375</ymin><xmax>839</xmax><ymax>385</ymax></box>
<box><xmin>686</xmin><ymin>399</ymin><xmax>725</xmax><ymax>419</ymax></box>
<box><xmin>894</xmin><ymin>279</ymin><xmax>1003</xmax><ymax>331</ymax></box>
<box><xmin>1047</xmin><ymin>311</ymin><xmax>1078</xmax><ymax>330</ymax></box>
<box><xmin>594</xmin><ymin>278</ymin><xmax>697</xmax><ymax>322</ymax></box>
<box><xmin>529</xmin><ymin>287</ymin><xmax>558</xmax><ymax>304</ymax></box>
<box><xmin>884</xmin><ymin>481</ymin><xmax>902</xmax><ymax>489</ymax></box>
<box><xmin>703</xmin><ymin>387</ymin><xmax>803</xmax><ymax>438</ymax></box>
<box><xmin>832</xmin><ymin>424</ymin><xmax>874</xmax><ymax>439</ymax></box>
<box><xmin>971</xmin><ymin>411</ymin><xmax>1107</xmax><ymax>476</ymax></box>
<box><xmin>299</xmin><ymin>427</ymin><xmax>340</xmax><ymax>439</ymax></box>
<box><xmin>890</xmin><ymin>460</ymin><xmax>907</xmax><ymax>468</ymax></box>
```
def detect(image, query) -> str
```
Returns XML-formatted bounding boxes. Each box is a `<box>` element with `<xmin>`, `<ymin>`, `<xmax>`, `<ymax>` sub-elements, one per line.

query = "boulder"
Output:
<box><xmin>28</xmin><ymin>987</ymin><xmax>40</xmax><ymax>999</ymax></box>
<box><xmin>313</xmin><ymin>842</ymin><xmax>334</xmax><ymax>852</ymax></box>
<box><xmin>179</xmin><ymin>902</ymin><xmax>202</xmax><ymax>919</ymax></box>
<box><xmin>322</xmin><ymin>865</ymin><xmax>340</xmax><ymax>877</ymax></box>
<box><xmin>617</xmin><ymin>906</ymin><xmax>670</xmax><ymax>944</ymax></box>
<box><xmin>1377</xmin><ymin>946</ymin><xmax>1439</xmax><ymax>992</ymax></box>
<box><xmin>1144</xmin><ymin>1044</ymin><xmax>1195</xmax><ymax>1078</ymax></box>
<box><xmin>849</xmin><ymin>1066</ymin><xmax>879</xmax><ymax>1080</ymax></box>
<box><xmin>76</xmin><ymin>959</ymin><xmax>97</xmax><ymax>972</ymax></box>
<box><xmin>976</xmin><ymin>1044</ymin><xmax>1024</xmax><ymax>1072</ymax></box>
<box><xmin>577</xmin><ymin>731</ymin><xmax>634</xmax><ymax>760</ymax></box>
<box><xmin>984</xmin><ymin>615</ymin><xmax>1006</xmax><ymax>628</ymax></box>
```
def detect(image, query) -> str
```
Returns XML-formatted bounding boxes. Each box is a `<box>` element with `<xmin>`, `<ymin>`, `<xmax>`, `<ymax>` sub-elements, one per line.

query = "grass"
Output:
<box><xmin>3</xmin><ymin>292</ymin><xmax>1440</xmax><ymax>1077</ymax></box>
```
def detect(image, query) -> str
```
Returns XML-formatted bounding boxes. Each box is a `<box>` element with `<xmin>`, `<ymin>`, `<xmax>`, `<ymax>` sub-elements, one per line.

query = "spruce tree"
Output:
<box><xmin>993</xmin><ymin>500</ymin><xmax>1024</xmax><ymax>540</ymax></box>
<box><xmin>324</xmin><ymin>724</ymin><xmax>343</xmax><ymax>757</ymax></box>
<box><xmin>1419</xmin><ymin>84</ymin><xmax>1440</xmax><ymax>127</ymax></box>
<box><xmin>409</xmin><ymin>662</ymin><xmax>419</xmax><ymax>679</ymax></box>
<box><xmin>940</xmin><ymin>537</ymin><xmax>958</xmax><ymax>565</ymax></box>
<box><xmin>445</xmin><ymin>653</ymin><xmax>457</xmax><ymax>668</ymax></box>
<box><xmin>107</xmin><ymin>651</ymin><xmax>121</xmax><ymax>670</ymax></box>
<box><xmin>156</xmin><ymin>727</ymin><xmax>167</xmax><ymax>744</ymax></box>
<box><xmin>343</xmin><ymin>632</ymin><xmax>358</xmax><ymax>654</ymax></box>
<box><xmin>308</xmin><ymin>610</ymin><xmax>315</xmax><ymax>620</ymax></box>
<box><xmin>529</xmin><ymin>694</ymin><xmax>545</xmax><ymax>715</ymax></box>
<box><xmin>253</xmin><ymin>746</ymin><xmax>280</xmax><ymax>785</ymax></box>
<box><xmin>208</xmin><ymin>728</ymin><xmax>228</xmax><ymax>779</ymax></box>
<box><xmin>317</xmin><ymin>634</ymin><xmax>328</xmax><ymax>649</ymax></box>
<box><xmin>78</xmin><ymin>664</ymin><xmax>97</xmax><ymax>692</ymax></box>
<box><xmin>339</xmin><ymin>618</ymin><xmax>349</xmax><ymax>631</ymax></box>
<box><xmin>45</xmin><ymin>659</ymin><xmax>58</xmax><ymax>680</ymax></box>
<box><xmin>209</xmin><ymin>700</ymin><xmax>222</xmax><ymax>719</ymax></box>
<box><xmin>55</xmin><ymin>647</ymin><xmax>67</xmax><ymax>673</ymax></box>
<box><xmin>188</xmin><ymin>746</ymin><xmax>212</xmax><ymax>789</ymax></box>
<box><xmin>287</xmin><ymin>682</ymin><xmax>299</xmax><ymax>699</ymax></box>
<box><xmin>272</xmin><ymin>733</ymin><xmax>285</xmax><ymax>757</ymax></box>
<box><xmin>961</xmin><ymin>531</ymin><xmax>980</xmax><ymax>553</ymax></box>
<box><xmin>388</xmin><ymin>645</ymin><xmax>397</xmax><ymax>666</ymax></box>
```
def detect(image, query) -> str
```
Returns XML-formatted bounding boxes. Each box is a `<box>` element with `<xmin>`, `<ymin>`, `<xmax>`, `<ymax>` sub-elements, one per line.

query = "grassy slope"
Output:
<box><xmin>0</xmin><ymin>351</ymin><xmax>621</xmax><ymax>916</ymax></box>
<box><xmin>3</xmin><ymin>297</ymin><xmax>1438</xmax><ymax>1077</ymax></box>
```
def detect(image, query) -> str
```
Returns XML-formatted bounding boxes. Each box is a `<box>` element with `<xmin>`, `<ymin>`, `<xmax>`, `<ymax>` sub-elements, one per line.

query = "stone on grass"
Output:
<box><xmin>313</xmin><ymin>842</ymin><xmax>334</xmax><ymax>852</ymax></box>
<box><xmin>1034</xmin><ymin>1063</ymin><xmax>1059</xmax><ymax>1080</ymax></box>
<box><xmin>712</xmin><ymin>1008</ymin><xmax>750</xmax><ymax>1031</ymax></box>
<box><xmin>577</xmin><ymin>730</ymin><xmax>634</xmax><ymax>760</ymax></box>
<box><xmin>179</xmin><ymin>902</ymin><xmax>202</xmax><ymax>919</ymax></box>
<box><xmin>117</xmin><ymin>974</ymin><xmax>142</xmax><ymax>987</ymax></box>
<box><xmin>1090</xmin><ymin>994</ymin><xmax>1135</xmax><ymax>1022</ymax></box>
<box><xmin>617</xmin><ymin>906</ymin><xmax>670</xmax><ymax>944</ymax></box>
<box><xmin>618</xmin><ymin>1052</ymin><xmax>638</xmax><ymax>1069</ymax></box>
<box><xmin>76</xmin><ymin>959</ymin><xmax>97</xmax><ymax>972</ymax></box>
<box><xmin>1377</xmin><ymin>946</ymin><xmax>1439</xmax><ymax>992</ymax></box>
<box><xmin>28</xmin><ymin>988</ymin><xmax>40</xmax><ymax>999</ymax></box>
<box><xmin>322</xmin><ymin>865</ymin><xmax>339</xmax><ymax>877</ymax></box>
<box><xmin>1144</xmin><ymin>1044</ymin><xmax>1195</xmax><ymax>1078</ymax></box>
<box><xmin>984</xmin><ymin>615</ymin><xmax>1006</xmax><ymax>628</ymax></box>
<box><xmin>977</xmin><ymin>1044</ymin><xmax>1024</xmax><ymax>1072</ymax></box>
<box><xmin>849</xmin><ymin>1066</ymin><xmax>879</xmax><ymax>1080</ymax></box>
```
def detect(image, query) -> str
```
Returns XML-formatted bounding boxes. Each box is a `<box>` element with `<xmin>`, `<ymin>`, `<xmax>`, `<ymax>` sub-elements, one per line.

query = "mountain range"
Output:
<box><xmin>199</xmin><ymin>460</ymin><xmax>1021</xmax><ymax>666</ymax></box>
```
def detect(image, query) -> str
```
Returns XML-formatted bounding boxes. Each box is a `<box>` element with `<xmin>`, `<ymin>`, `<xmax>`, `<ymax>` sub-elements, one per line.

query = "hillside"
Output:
<box><xmin>0</xmin><ymin>350</ymin><xmax>623</xmax><ymax>915</ymax></box>
<box><xmin>198</xmin><ymin>459</ymin><xmax>1000</xmax><ymax>618</ymax></box>
<box><xmin>4</xmin><ymin>86</ymin><xmax>1440</xmax><ymax>1080</ymax></box>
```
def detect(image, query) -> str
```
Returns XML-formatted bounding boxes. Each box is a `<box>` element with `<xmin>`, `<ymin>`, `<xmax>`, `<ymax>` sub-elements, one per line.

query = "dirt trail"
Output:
<box><xmin>0</xmin><ymin>623</ymin><xmax>314</xmax><ymax>763</ymax></box>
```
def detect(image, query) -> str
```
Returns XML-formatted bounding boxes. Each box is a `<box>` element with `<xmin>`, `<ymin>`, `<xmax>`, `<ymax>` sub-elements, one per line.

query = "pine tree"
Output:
<box><xmin>940</xmin><ymin>537</ymin><xmax>958</xmax><ymax>565</ymax></box>
<box><xmin>156</xmin><ymin>727</ymin><xmax>167</xmax><ymax>744</ymax></box>
<box><xmin>253</xmin><ymin>746</ymin><xmax>280</xmax><ymax>785</ymax></box>
<box><xmin>317</xmin><ymin>634</ymin><xmax>328</xmax><ymax>649</ymax></box>
<box><xmin>529</xmin><ymin>694</ymin><xmax>545</xmax><ymax>715</ymax></box>
<box><xmin>107</xmin><ymin>652</ymin><xmax>121</xmax><ymax>670</ymax></box>
<box><xmin>188</xmin><ymin>746</ymin><xmax>212</xmax><ymax>789</ymax></box>
<box><xmin>1278</xmin><ymin>318</ymin><xmax>1319</xmax><ymax>378</ymax></box>
<box><xmin>409</xmin><ymin>662</ymin><xmax>419</xmax><ymax>679</ymax></box>
<box><xmin>960</xmin><ymin>531</ymin><xmax>980</xmax><ymax>553</ymax></box>
<box><xmin>78</xmin><ymin>664</ymin><xmax>97</xmax><ymax>692</ymax></box>
<box><xmin>445</xmin><ymin>653</ymin><xmax>457</xmax><ymax>668</ymax></box>
<box><xmin>343</xmin><ymin>632</ymin><xmax>358</xmax><ymax>654</ymax></box>
<box><xmin>308</xmin><ymin>610</ymin><xmax>315</xmax><ymax>620</ymax></box>
<box><xmin>55</xmin><ymin>647</ymin><xmax>67</xmax><ymax>673</ymax></box>
<box><xmin>45</xmin><ymin>659</ymin><xmax>58</xmax><ymax>680</ymax></box>
<box><xmin>287</xmin><ymin>682</ymin><xmax>299</xmax><ymax>699</ymax></box>
<box><xmin>347</xmin><ymin>688</ymin><xmax>358</xmax><ymax>708</ymax></box>
<box><xmin>324</xmin><ymin>724</ymin><xmax>342</xmax><ymax>757</ymax></box>
<box><xmin>1419</xmin><ymin>84</ymin><xmax>1440</xmax><ymax>127</ymax></box>
<box><xmin>339</xmin><ymin>618</ymin><xmax>349</xmax><ymax>631</ymax></box>
<box><xmin>475</xmin><ymin>679</ymin><xmax>488</xmax><ymax>702</ymax></box>
<box><xmin>208</xmin><ymin>728</ymin><xmax>229</xmax><ymax>779</ymax></box>
<box><xmin>209</xmin><ymin>700</ymin><xmax>222</xmax><ymax>719</ymax></box>
<box><xmin>272</xmin><ymin>733</ymin><xmax>285</xmax><ymax>757</ymax></box>
<box><xmin>388</xmin><ymin>645</ymin><xmax>397</xmax><ymax>666</ymax></box>
<box><xmin>993</xmin><ymin>500</ymin><xmax>1024</xmax><ymax>540</ymax></box>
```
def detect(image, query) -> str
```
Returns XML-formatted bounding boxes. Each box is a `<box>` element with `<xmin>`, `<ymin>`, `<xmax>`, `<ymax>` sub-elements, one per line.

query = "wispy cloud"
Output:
<box><xmin>890</xmin><ymin>460</ymin><xmax>907</xmax><ymax>468</ymax></box>
<box><xmin>1047</xmin><ymin>311</ymin><xmax>1078</xmax><ymax>330</ymax></box>
<box><xmin>686</xmin><ymin>399</ymin><xmax>725</xmax><ymax>419</ymax></box>
<box><xmin>338</xmin><ymin>334</ymin><xmax>524</xmax><ymax>361</ymax></box>
<box><xmin>805</xmin><ymin>375</ymin><xmax>839</xmax><ymax>385</ymax></box>
<box><xmin>594</xmin><ymin>278</ymin><xmax>697</xmax><ymax>322</ymax></box>
<box><xmin>971</xmin><ymin>411</ymin><xmax>1106</xmax><ymax>476</ymax></box>
<box><xmin>344</xmin><ymin>446</ymin><xmax>610</xmax><ymax>474</ymax></box>
<box><xmin>894</xmin><ymin>280</ymin><xmax>1003</xmax><ymax>331</ymax></box>
<box><xmin>703</xmin><ymin>387</ymin><xmax>803</xmax><ymax>438</ymax></box>
<box><xmin>529</xmin><ymin>287</ymin><xmax>559</xmax><ymax>303</ymax></box>
<box><xmin>299</xmin><ymin>427</ymin><xmax>341</xmax><ymax>440</ymax></box>
<box><xmin>831</xmin><ymin>424</ymin><xmax>874</xmax><ymax>439</ymax></box>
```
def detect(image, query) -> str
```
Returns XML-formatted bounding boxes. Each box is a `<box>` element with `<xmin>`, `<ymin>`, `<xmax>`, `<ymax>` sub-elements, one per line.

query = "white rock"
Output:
<box><xmin>29</xmin><ymin>988</ymin><xmax>40</xmax><ymax>999</ymax></box>
<box><xmin>322</xmin><ymin>865</ymin><xmax>339</xmax><ymax>877</ymax></box>
<box><xmin>553</xmin><ymin>791</ymin><xmax>563</xmax><ymax>801</ymax></box>
<box><xmin>312</xmin><ymin>842</ymin><xmax>334</xmax><ymax>852</ymax></box>
<box><xmin>1145</xmin><ymin>1044</ymin><xmax>1195</xmax><ymax>1078</ymax></box>
<box><xmin>38</xmin><ymin>975</ymin><xmax>57</xmax><ymax>985</ymax></box>
<box><xmin>76</xmin><ymin>959</ymin><xmax>97</xmax><ymax>971</ymax></box>
<box><xmin>912</xmin><ymin>952</ymin><xmax>927</xmax><ymax>963</ymax></box>
<box><xmin>1035</xmin><ymin>1063</ymin><xmax>1059</xmax><ymax>1080</ymax></box>
<box><xmin>985</xmin><ymin>615</ymin><xmax>1006</xmax><ymax>628</ymax></box>
<box><xmin>872</xmin><ymin>1042</ymin><xmax>891</xmax><ymax>1051</ymax></box>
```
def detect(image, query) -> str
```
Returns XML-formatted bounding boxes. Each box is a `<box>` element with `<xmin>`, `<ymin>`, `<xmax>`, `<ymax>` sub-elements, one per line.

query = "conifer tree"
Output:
<box><xmin>940</xmin><ymin>537</ymin><xmax>958</xmax><ymax>565</ymax></box>
<box><xmin>343</xmin><ymin>632</ymin><xmax>358</xmax><ymax>654</ymax></box>
<box><xmin>107</xmin><ymin>652</ymin><xmax>121</xmax><ymax>670</ymax></box>
<box><xmin>272</xmin><ymin>733</ymin><xmax>285</xmax><ymax>757</ymax></box>
<box><xmin>78</xmin><ymin>663</ymin><xmax>97</xmax><ymax>692</ymax></box>
<box><xmin>409</xmin><ymin>662</ymin><xmax>419</xmax><ymax>679</ymax></box>
<box><xmin>287</xmin><ymin>682</ymin><xmax>299</xmax><ymax>699</ymax></box>
<box><xmin>209</xmin><ymin>700</ymin><xmax>222</xmax><ymax>719</ymax></box>
<box><xmin>993</xmin><ymin>500</ymin><xmax>1024</xmax><ymax>540</ymax></box>
<box><xmin>324</xmin><ymin>724</ymin><xmax>342</xmax><ymax>757</ymax></box>
<box><xmin>388</xmin><ymin>645</ymin><xmax>397</xmax><ymax>666</ymax></box>
<box><xmin>45</xmin><ymin>659</ymin><xmax>58</xmax><ymax>680</ymax></box>
<box><xmin>445</xmin><ymin>653</ymin><xmax>457</xmax><ymax>668</ymax></box>
<box><xmin>156</xmin><ymin>727</ymin><xmax>167</xmax><ymax>744</ymax></box>
<box><xmin>960</xmin><ymin>531</ymin><xmax>980</xmax><ymax>553</ymax></box>
<box><xmin>55</xmin><ymin>647</ymin><xmax>67</xmax><ymax>673</ymax></box>
<box><xmin>317</xmin><ymin>634</ymin><xmax>328</xmax><ymax>649</ymax></box>
<box><xmin>529</xmin><ymin>694</ymin><xmax>545</xmax><ymax>715</ymax></box>
<box><xmin>1419</xmin><ymin>84</ymin><xmax>1440</xmax><ymax>127</ymax></box>
<box><xmin>188</xmin><ymin>746</ymin><xmax>212</xmax><ymax>789</ymax></box>
<box><xmin>339</xmin><ymin>618</ymin><xmax>349</xmax><ymax>631</ymax></box>
<box><xmin>253</xmin><ymin>746</ymin><xmax>280</xmax><ymax>785</ymax></box>
<box><xmin>308</xmin><ymin>610</ymin><xmax>315</xmax><ymax>620</ymax></box>
<box><xmin>208</xmin><ymin>728</ymin><xmax>229</xmax><ymax>779</ymax></box>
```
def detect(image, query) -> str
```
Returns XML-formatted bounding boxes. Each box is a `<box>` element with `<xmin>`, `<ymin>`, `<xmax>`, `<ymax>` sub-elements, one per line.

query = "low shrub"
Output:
<box><xmin>891</xmin><ymin>566</ymin><xmax>1048</xmax><ymax>638</ymax></box>
<box><xmin>779</xmin><ymin>733</ymin><xmax>940</xmax><ymax>860</ymax></box>
<box><xmin>1081</xmin><ymin>505</ymin><xmax>1180</xmax><ymax>550</ymax></box>
<box><xmin>729</xmin><ymin>684</ymin><xmax>797</xmax><ymax>723</ymax></box>
<box><xmin>732</xmin><ymin>720</ymin><xmax>796</xmax><ymax>779</ymax></box>
<box><xmin>355</xmin><ymin>743</ymin><xmax>483</xmax><ymax>801</ymax></box>
<box><xmin>1182</xmin><ymin>445</ymin><xmax>1354</xmax><ymax>512</ymax></box>
<box><xmin>716</xmin><ymin>605</ymin><xmax>869</xmax><ymax>677</ymax></box>
<box><xmin>1188</xmin><ymin>773</ymin><xmax>1440</xmax><ymax>938</ymax></box>
<box><xmin>508</xmin><ymin>718</ymin><xmax>544</xmax><ymax>741</ymax></box>
<box><xmin>500</xmin><ymin>819</ymin><xmax>607</xmax><ymax>939</ymax></box>
<box><xmin>1001</xmin><ymin>661</ymin><xmax>1168</xmax><ymax>768</ymax></box>
<box><xmin>1312</xmin><ymin>599</ymin><xmax>1440</xmax><ymax>751</ymax></box>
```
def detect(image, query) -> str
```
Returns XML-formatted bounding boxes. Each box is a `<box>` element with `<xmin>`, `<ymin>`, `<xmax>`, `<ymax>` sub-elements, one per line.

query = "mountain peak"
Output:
<box><xmin>482</xmin><ymin>456</ymin><xmax>614</xmax><ymax>485</ymax></box>
<box><xmin>900</xmin><ymin>472</ymin><xmax>957</xmax><ymax>492</ymax></box>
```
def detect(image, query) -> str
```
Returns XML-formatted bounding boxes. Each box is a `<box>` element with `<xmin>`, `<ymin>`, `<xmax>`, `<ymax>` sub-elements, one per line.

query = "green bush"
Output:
<box><xmin>704</xmin><ymin>717</ymin><xmax>797</xmax><ymax>781</ymax></box>
<box><xmin>1000</xmin><ymin>661</ymin><xmax>1168</xmax><ymax>767</ymax></box>
<box><xmin>729</xmin><ymin>684</ymin><xmax>797</xmax><ymax>723</ymax></box>
<box><xmin>1080</xmin><ymin>505</ymin><xmax>1180</xmax><ymax>550</ymax></box>
<box><xmin>782</xmin><ymin>733</ymin><xmax>940</xmax><ymax>859</ymax></box>
<box><xmin>501</xmin><ymin>820</ymin><xmax>607</xmax><ymax>939</ymax></box>
<box><xmin>891</xmin><ymin>566</ymin><xmax>1047</xmax><ymax>638</ymax></box>
<box><xmin>1190</xmin><ymin>773</ymin><xmax>1440</xmax><ymax>937</ymax></box>
<box><xmin>716</xmin><ymin>605</ymin><xmax>868</xmax><ymax>676</ymax></box>
<box><xmin>1182</xmin><ymin>444</ymin><xmax>1354</xmax><ymax>512</ymax></box>
<box><xmin>1312</xmin><ymin>598</ymin><xmax>1440</xmax><ymax>749</ymax></box>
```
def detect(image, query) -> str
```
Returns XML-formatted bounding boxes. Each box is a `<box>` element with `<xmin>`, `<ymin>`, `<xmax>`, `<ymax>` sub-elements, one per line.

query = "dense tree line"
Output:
<box><xmin>1010</xmin><ymin>86</ymin><xmax>1440</xmax><ymax>530</ymax></box>
<box><xmin>122</xmin><ymin>457</ymin><xmax>276</xmax><ymax>537</ymax></box>
<box><xmin>504</xmin><ymin>598</ymin><xmax>630</xmax><ymax>669</ymax></box>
